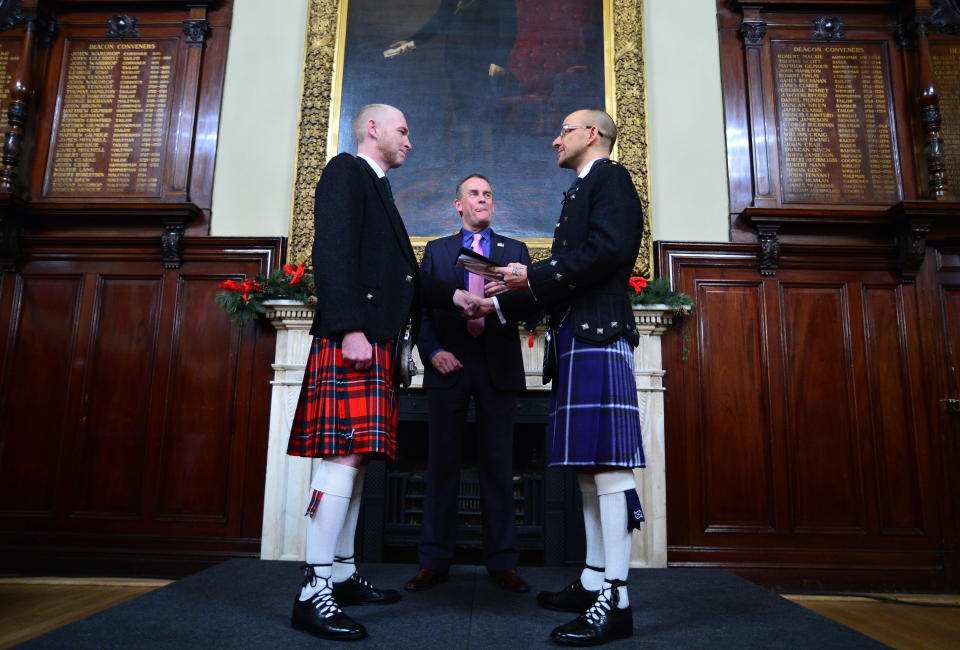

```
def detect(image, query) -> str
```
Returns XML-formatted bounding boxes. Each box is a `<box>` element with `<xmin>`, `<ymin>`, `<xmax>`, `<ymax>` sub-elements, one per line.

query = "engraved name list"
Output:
<box><xmin>45</xmin><ymin>40</ymin><xmax>175</xmax><ymax>198</ymax></box>
<box><xmin>773</xmin><ymin>42</ymin><xmax>900</xmax><ymax>204</ymax></box>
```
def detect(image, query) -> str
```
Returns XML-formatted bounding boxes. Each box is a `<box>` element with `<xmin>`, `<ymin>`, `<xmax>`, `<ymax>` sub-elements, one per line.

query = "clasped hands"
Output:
<box><xmin>344</xmin><ymin>263</ymin><xmax>529</xmax><ymax>372</ymax></box>
<box><xmin>452</xmin><ymin>263</ymin><xmax>530</xmax><ymax>319</ymax></box>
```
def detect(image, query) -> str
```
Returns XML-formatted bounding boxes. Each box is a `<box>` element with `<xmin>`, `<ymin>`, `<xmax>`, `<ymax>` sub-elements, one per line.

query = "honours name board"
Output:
<box><xmin>45</xmin><ymin>39</ymin><xmax>175</xmax><ymax>198</ymax></box>
<box><xmin>773</xmin><ymin>42</ymin><xmax>900</xmax><ymax>204</ymax></box>
<box><xmin>931</xmin><ymin>42</ymin><xmax>960</xmax><ymax>197</ymax></box>
<box><xmin>0</xmin><ymin>38</ymin><xmax>21</xmax><ymax>116</ymax></box>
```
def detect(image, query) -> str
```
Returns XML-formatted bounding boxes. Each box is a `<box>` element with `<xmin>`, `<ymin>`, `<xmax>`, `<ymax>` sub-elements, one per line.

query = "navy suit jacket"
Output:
<box><xmin>418</xmin><ymin>230</ymin><xmax>531</xmax><ymax>392</ymax></box>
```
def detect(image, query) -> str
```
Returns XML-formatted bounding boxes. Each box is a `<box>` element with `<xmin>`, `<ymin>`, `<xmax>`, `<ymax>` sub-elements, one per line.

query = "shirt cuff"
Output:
<box><xmin>429</xmin><ymin>348</ymin><xmax>446</xmax><ymax>361</ymax></box>
<box><xmin>492</xmin><ymin>297</ymin><xmax>507</xmax><ymax>325</ymax></box>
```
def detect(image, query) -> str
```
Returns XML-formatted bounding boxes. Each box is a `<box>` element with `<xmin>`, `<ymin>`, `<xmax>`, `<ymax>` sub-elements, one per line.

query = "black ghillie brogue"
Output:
<box><xmin>291</xmin><ymin>565</ymin><xmax>367</xmax><ymax>641</ymax></box>
<box><xmin>537</xmin><ymin>576</ymin><xmax>600</xmax><ymax>613</ymax></box>
<box><xmin>332</xmin><ymin>570</ymin><xmax>402</xmax><ymax>605</ymax></box>
<box><xmin>549</xmin><ymin>579</ymin><xmax>633</xmax><ymax>646</ymax></box>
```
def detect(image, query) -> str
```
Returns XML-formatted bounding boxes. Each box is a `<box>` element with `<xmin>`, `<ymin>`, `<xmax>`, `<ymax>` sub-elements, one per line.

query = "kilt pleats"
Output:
<box><xmin>287</xmin><ymin>337</ymin><xmax>398</xmax><ymax>461</ymax></box>
<box><xmin>547</xmin><ymin>319</ymin><xmax>645</xmax><ymax>468</ymax></box>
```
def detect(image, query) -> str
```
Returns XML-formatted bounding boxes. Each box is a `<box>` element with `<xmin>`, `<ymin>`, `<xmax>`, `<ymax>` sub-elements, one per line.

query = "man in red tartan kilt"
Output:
<box><xmin>287</xmin><ymin>103</ymin><xmax>472</xmax><ymax>642</ymax></box>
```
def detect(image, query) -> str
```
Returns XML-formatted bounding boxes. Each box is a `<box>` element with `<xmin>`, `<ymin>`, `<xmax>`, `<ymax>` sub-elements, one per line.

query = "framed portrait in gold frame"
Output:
<box><xmin>289</xmin><ymin>0</ymin><xmax>651</xmax><ymax>277</ymax></box>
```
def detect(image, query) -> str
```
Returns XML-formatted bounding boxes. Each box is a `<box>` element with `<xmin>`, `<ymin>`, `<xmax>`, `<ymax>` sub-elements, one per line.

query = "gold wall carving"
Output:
<box><xmin>290</xmin><ymin>0</ymin><xmax>651</xmax><ymax>278</ymax></box>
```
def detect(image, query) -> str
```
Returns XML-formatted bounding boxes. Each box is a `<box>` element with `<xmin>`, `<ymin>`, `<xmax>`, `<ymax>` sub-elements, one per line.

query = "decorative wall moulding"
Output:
<box><xmin>58</xmin><ymin>0</ymin><xmax>225</xmax><ymax>7</ymax></box>
<box><xmin>739</xmin><ymin>19</ymin><xmax>767</xmax><ymax>45</ymax></box>
<box><xmin>932</xmin><ymin>0</ymin><xmax>960</xmax><ymax>34</ymax></box>
<box><xmin>0</xmin><ymin>0</ymin><xmax>23</xmax><ymax>31</ymax></box>
<box><xmin>742</xmin><ymin>201</ymin><xmax>960</xmax><ymax>281</ymax></box>
<box><xmin>729</xmin><ymin>1</ymin><xmax>898</xmax><ymax>9</ymax></box>
<box><xmin>182</xmin><ymin>18</ymin><xmax>210</xmax><ymax>44</ymax></box>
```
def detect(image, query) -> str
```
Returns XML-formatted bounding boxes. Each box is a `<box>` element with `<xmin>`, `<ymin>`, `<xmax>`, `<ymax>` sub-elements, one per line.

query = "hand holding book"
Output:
<box><xmin>455</xmin><ymin>247</ymin><xmax>504</xmax><ymax>281</ymax></box>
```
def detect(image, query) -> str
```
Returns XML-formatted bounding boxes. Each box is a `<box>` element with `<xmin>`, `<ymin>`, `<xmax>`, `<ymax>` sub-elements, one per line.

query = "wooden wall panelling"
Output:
<box><xmin>658</xmin><ymin>241</ymin><xmax>946</xmax><ymax>589</ymax></box>
<box><xmin>742</xmin><ymin>8</ymin><xmax>780</xmax><ymax>208</ymax></box>
<box><xmin>153</xmin><ymin>262</ymin><xmax>252</xmax><ymax>525</ymax></box>
<box><xmin>0</xmin><ymin>236</ymin><xmax>280</xmax><ymax>576</ymax></box>
<box><xmin>0</xmin><ymin>270</ymin><xmax>86</xmax><ymax>516</ymax></box>
<box><xmin>71</xmin><ymin>271</ymin><xmax>164</xmax><ymax>520</ymax></box>
<box><xmin>186</xmin><ymin>0</ymin><xmax>232</xmax><ymax>225</ymax></box>
<box><xmin>718</xmin><ymin>6</ymin><xmax>757</xmax><ymax>239</ymax></box>
<box><xmin>695</xmin><ymin>276</ymin><xmax>778</xmax><ymax>534</ymax></box>
<box><xmin>915</xmin><ymin>245</ymin><xmax>960</xmax><ymax>585</ymax></box>
<box><xmin>859</xmin><ymin>278</ymin><xmax>930</xmax><ymax>534</ymax></box>
<box><xmin>781</xmin><ymin>278</ymin><xmax>866</xmax><ymax>534</ymax></box>
<box><xmin>168</xmin><ymin>6</ymin><xmax>207</xmax><ymax>198</ymax></box>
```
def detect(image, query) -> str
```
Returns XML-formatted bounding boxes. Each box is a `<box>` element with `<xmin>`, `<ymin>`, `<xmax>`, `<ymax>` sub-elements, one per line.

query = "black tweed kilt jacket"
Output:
<box><xmin>498</xmin><ymin>158</ymin><xmax>645</xmax><ymax>347</ymax></box>
<box><xmin>309</xmin><ymin>153</ymin><xmax>453</xmax><ymax>344</ymax></box>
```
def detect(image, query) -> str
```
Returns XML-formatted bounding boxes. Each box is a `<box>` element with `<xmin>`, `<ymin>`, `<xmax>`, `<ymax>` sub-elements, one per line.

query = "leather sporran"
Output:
<box><xmin>542</xmin><ymin>328</ymin><xmax>557</xmax><ymax>385</ymax></box>
<box><xmin>394</xmin><ymin>320</ymin><xmax>418</xmax><ymax>388</ymax></box>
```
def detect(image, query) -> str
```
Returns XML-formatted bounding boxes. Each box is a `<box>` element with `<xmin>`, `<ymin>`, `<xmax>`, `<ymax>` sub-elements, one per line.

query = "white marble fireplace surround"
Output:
<box><xmin>260</xmin><ymin>301</ymin><xmax>683</xmax><ymax>569</ymax></box>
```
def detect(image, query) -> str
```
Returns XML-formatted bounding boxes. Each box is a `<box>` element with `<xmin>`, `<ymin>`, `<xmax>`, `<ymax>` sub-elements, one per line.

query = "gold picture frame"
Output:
<box><xmin>289</xmin><ymin>0</ymin><xmax>651</xmax><ymax>277</ymax></box>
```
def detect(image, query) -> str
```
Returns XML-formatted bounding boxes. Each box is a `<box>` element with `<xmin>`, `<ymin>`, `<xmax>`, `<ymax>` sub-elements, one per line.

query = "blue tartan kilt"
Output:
<box><xmin>547</xmin><ymin>318</ymin><xmax>646</xmax><ymax>468</ymax></box>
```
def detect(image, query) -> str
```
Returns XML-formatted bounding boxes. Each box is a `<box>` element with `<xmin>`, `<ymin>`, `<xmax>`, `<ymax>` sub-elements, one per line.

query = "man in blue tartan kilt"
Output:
<box><xmin>473</xmin><ymin>109</ymin><xmax>646</xmax><ymax>646</ymax></box>
<box><xmin>287</xmin><ymin>103</ymin><xmax>471</xmax><ymax>642</ymax></box>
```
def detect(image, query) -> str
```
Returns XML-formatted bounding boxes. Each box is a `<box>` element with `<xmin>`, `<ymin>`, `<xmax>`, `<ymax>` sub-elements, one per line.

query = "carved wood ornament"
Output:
<box><xmin>106</xmin><ymin>14</ymin><xmax>138</xmax><ymax>39</ymax></box>
<box><xmin>812</xmin><ymin>16</ymin><xmax>845</xmax><ymax>41</ymax></box>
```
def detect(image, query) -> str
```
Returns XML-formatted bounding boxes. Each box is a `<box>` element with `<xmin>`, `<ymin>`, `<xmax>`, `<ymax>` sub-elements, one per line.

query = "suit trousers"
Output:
<box><xmin>418</xmin><ymin>335</ymin><xmax>519</xmax><ymax>573</ymax></box>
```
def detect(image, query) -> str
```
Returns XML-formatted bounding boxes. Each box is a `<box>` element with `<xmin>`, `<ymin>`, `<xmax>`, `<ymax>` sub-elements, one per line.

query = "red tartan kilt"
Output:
<box><xmin>287</xmin><ymin>337</ymin><xmax>398</xmax><ymax>461</ymax></box>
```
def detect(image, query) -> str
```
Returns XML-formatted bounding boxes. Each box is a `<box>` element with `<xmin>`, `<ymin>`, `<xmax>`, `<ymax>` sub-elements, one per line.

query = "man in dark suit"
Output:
<box><xmin>287</xmin><ymin>103</ymin><xmax>471</xmax><ymax>642</ymax></box>
<box><xmin>468</xmin><ymin>110</ymin><xmax>646</xmax><ymax>645</ymax></box>
<box><xmin>403</xmin><ymin>174</ymin><xmax>532</xmax><ymax>594</ymax></box>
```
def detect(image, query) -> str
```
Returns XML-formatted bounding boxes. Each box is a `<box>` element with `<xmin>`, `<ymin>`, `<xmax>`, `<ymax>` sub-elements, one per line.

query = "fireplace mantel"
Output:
<box><xmin>260</xmin><ymin>301</ymin><xmax>685</xmax><ymax>568</ymax></box>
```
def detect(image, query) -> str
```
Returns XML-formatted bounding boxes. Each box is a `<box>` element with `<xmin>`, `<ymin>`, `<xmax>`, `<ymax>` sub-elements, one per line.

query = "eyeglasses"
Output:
<box><xmin>559</xmin><ymin>124</ymin><xmax>604</xmax><ymax>139</ymax></box>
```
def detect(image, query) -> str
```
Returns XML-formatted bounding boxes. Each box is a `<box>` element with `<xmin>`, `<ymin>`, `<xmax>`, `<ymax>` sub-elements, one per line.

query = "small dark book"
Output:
<box><xmin>455</xmin><ymin>246</ymin><xmax>504</xmax><ymax>281</ymax></box>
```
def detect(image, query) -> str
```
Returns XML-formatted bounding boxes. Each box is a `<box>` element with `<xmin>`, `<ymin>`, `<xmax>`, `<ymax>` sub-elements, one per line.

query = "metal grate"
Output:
<box><xmin>385</xmin><ymin>472</ymin><xmax>545</xmax><ymax>549</ymax></box>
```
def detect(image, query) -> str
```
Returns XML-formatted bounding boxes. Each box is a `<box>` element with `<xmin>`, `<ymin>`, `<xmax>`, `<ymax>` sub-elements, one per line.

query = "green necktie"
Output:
<box><xmin>381</xmin><ymin>176</ymin><xmax>394</xmax><ymax>203</ymax></box>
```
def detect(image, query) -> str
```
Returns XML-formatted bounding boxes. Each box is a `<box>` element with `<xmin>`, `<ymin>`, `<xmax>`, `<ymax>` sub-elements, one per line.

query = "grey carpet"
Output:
<box><xmin>19</xmin><ymin>559</ymin><xmax>885</xmax><ymax>649</ymax></box>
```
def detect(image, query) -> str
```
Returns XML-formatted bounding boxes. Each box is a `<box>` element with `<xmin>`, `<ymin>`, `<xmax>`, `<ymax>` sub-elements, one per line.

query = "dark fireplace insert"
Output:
<box><xmin>357</xmin><ymin>389</ymin><xmax>585</xmax><ymax>566</ymax></box>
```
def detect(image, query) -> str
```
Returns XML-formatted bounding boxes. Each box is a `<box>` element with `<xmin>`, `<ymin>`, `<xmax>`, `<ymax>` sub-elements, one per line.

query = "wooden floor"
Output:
<box><xmin>1</xmin><ymin>578</ymin><xmax>958</xmax><ymax>649</ymax></box>
<box><xmin>782</xmin><ymin>593</ymin><xmax>960</xmax><ymax>649</ymax></box>
<box><xmin>0</xmin><ymin>577</ymin><xmax>172</xmax><ymax>649</ymax></box>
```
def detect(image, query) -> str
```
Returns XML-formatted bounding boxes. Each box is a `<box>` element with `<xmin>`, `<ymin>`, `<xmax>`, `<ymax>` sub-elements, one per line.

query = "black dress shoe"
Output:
<box><xmin>291</xmin><ymin>592</ymin><xmax>367</xmax><ymax>641</ymax></box>
<box><xmin>332</xmin><ymin>571</ymin><xmax>401</xmax><ymax>605</ymax></box>
<box><xmin>404</xmin><ymin>567</ymin><xmax>449</xmax><ymax>591</ymax></box>
<box><xmin>550</xmin><ymin>605</ymin><xmax>633</xmax><ymax>646</ymax></box>
<box><xmin>550</xmin><ymin>582</ymin><xmax>633</xmax><ymax>646</ymax></box>
<box><xmin>490</xmin><ymin>568</ymin><xmax>531</xmax><ymax>593</ymax></box>
<box><xmin>537</xmin><ymin>578</ymin><xmax>599</xmax><ymax>612</ymax></box>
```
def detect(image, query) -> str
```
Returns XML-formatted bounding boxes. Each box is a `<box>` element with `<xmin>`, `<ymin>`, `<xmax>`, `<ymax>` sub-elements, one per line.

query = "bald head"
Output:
<box><xmin>352</xmin><ymin>104</ymin><xmax>401</xmax><ymax>146</ymax></box>
<box><xmin>352</xmin><ymin>103</ymin><xmax>411</xmax><ymax>171</ymax></box>
<box><xmin>571</xmin><ymin>109</ymin><xmax>617</xmax><ymax>152</ymax></box>
<box><xmin>553</xmin><ymin>109</ymin><xmax>618</xmax><ymax>172</ymax></box>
